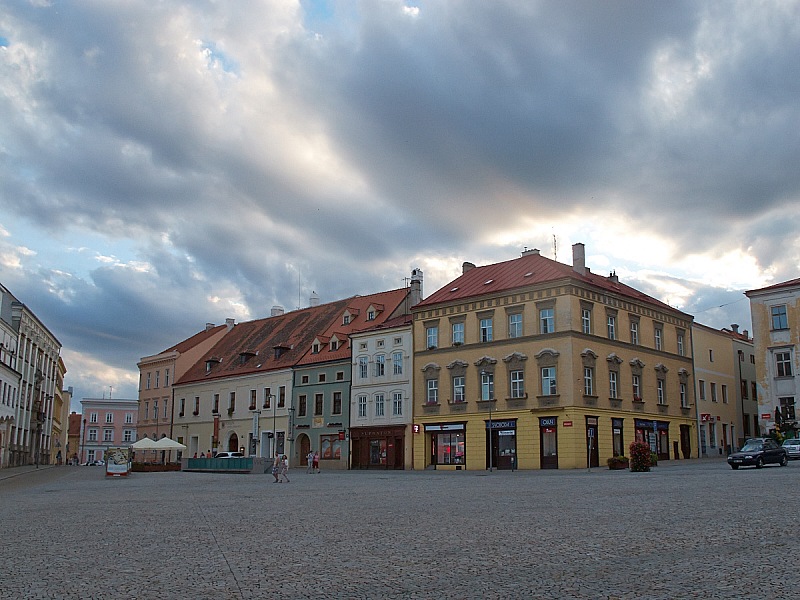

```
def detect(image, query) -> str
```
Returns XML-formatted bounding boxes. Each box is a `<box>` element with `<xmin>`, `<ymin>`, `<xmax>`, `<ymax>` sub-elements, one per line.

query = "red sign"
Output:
<box><xmin>338</xmin><ymin>430</ymin><xmax>345</xmax><ymax>440</ymax></box>
<box><xmin>700</xmin><ymin>413</ymin><xmax>712</xmax><ymax>422</ymax></box>
<box><xmin>761</xmin><ymin>413</ymin><xmax>772</xmax><ymax>420</ymax></box>
<box><xmin>563</xmin><ymin>421</ymin><xmax>573</xmax><ymax>427</ymax></box>
<box><xmin>413</xmin><ymin>424</ymin><xmax>420</xmax><ymax>434</ymax></box>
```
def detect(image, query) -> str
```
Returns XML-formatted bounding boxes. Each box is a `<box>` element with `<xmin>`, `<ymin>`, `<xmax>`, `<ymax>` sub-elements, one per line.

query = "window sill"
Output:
<box><xmin>476</xmin><ymin>398</ymin><xmax>497</xmax><ymax>404</ymax></box>
<box><xmin>506</xmin><ymin>394</ymin><xmax>529</xmax><ymax>401</ymax></box>
<box><xmin>447</xmin><ymin>399</ymin><xmax>467</xmax><ymax>406</ymax></box>
<box><xmin>423</xmin><ymin>402</ymin><xmax>440</xmax><ymax>407</ymax></box>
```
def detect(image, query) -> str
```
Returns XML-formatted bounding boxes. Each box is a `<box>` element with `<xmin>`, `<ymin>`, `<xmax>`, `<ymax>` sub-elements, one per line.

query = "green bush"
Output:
<box><xmin>629</xmin><ymin>441</ymin><xmax>652</xmax><ymax>472</ymax></box>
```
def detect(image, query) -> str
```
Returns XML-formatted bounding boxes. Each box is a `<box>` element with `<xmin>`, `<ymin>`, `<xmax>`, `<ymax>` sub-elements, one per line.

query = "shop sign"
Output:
<box><xmin>413</xmin><ymin>424</ymin><xmax>420</xmax><ymax>434</ymax></box>
<box><xmin>338</xmin><ymin>430</ymin><xmax>345</xmax><ymax>440</ymax></box>
<box><xmin>761</xmin><ymin>413</ymin><xmax>772</xmax><ymax>420</ymax></box>
<box><xmin>486</xmin><ymin>420</ymin><xmax>516</xmax><ymax>429</ymax></box>
<box><xmin>424</xmin><ymin>423</ymin><xmax>465</xmax><ymax>432</ymax></box>
<box><xmin>563</xmin><ymin>421</ymin><xmax>573</xmax><ymax>427</ymax></box>
<box><xmin>498</xmin><ymin>430</ymin><xmax>515</xmax><ymax>436</ymax></box>
<box><xmin>700</xmin><ymin>413</ymin><xmax>712</xmax><ymax>422</ymax></box>
<box><xmin>540</xmin><ymin>417</ymin><xmax>557</xmax><ymax>427</ymax></box>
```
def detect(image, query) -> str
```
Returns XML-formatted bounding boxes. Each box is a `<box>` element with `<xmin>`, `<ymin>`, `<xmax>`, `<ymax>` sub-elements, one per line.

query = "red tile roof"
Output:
<box><xmin>163</xmin><ymin>324</ymin><xmax>229</xmax><ymax>355</ymax></box>
<box><xmin>416</xmin><ymin>251</ymin><xmax>686</xmax><ymax>315</ymax></box>
<box><xmin>746</xmin><ymin>277</ymin><xmax>800</xmax><ymax>295</ymax></box>
<box><xmin>296</xmin><ymin>288</ymin><xmax>410</xmax><ymax>366</ymax></box>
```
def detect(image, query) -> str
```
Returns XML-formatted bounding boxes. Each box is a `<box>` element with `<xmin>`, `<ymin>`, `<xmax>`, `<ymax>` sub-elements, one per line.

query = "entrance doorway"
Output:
<box><xmin>539</xmin><ymin>417</ymin><xmax>558</xmax><ymax>469</ymax></box>
<box><xmin>228</xmin><ymin>433</ymin><xmax>239</xmax><ymax>452</ymax></box>
<box><xmin>680</xmin><ymin>424</ymin><xmax>692</xmax><ymax>459</ymax></box>
<box><xmin>586</xmin><ymin>416</ymin><xmax>599</xmax><ymax>468</ymax></box>
<box><xmin>298</xmin><ymin>434</ymin><xmax>311</xmax><ymax>464</ymax></box>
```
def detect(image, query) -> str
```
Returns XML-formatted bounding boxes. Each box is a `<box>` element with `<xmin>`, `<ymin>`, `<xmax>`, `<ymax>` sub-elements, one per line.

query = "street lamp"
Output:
<box><xmin>269</xmin><ymin>394</ymin><xmax>277</xmax><ymax>458</ymax></box>
<box><xmin>481</xmin><ymin>370</ymin><xmax>495</xmax><ymax>472</ymax></box>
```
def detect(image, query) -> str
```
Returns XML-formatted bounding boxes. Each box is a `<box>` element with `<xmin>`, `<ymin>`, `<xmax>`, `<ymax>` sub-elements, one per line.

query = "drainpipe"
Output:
<box><xmin>689</xmin><ymin>325</ymin><xmax>702</xmax><ymax>458</ymax></box>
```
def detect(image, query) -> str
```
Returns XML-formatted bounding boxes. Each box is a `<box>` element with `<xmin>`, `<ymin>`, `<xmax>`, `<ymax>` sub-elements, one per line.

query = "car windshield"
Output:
<box><xmin>741</xmin><ymin>442</ymin><xmax>763</xmax><ymax>452</ymax></box>
<box><xmin>783</xmin><ymin>440</ymin><xmax>799</xmax><ymax>446</ymax></box>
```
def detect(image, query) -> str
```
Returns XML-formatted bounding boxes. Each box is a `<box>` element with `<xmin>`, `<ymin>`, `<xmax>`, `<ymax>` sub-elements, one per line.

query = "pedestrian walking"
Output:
<box><xmin>306</xmin><ymin>450</ymin><xmax>314</xmax><ymax>474</ymax></box>
<box><xmin>312</xmin><ymin>451</ymin><xmax>320</xmax><ymax>474</ymax></box>
<box><xmin>271</xmin><ymin>454</ymin><xmax>281</xmax><ymax>483</ymax></box>
<box><xmin>279</xmin><ymin>455</ymin><xmax>290</xmax><ymax>483</ymax></box>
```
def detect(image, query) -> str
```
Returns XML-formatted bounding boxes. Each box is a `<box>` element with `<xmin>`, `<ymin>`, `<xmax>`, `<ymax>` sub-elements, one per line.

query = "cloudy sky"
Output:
<box><xmin>1</xmin><ymin>1</ymin><xmax>798</xmax><ymax>412</ymax></box>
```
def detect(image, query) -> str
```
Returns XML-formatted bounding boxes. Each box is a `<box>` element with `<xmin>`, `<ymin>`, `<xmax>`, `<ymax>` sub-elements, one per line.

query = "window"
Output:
<box><xmin>539</xmin><ymin>308</ymin><xmax>554</xmax><ymax>334</ymax></box>
<box><xmin>319</xmin><ymin>373</ymin><xmax>326</xmax><ymax>383</ymax></box>
<box><xmin>481</xmin><ymin>372</ymin><xmax>494</xmax><ymax>401</ymax></box>
<box><xmin>698</xmin><ymin>380</ymin><xmax>706</xmax><ymax>401</ymax></box>
<box><xmin>771</xmin><ymin>305</ymin><xmax>789</xmax><ymax>330</ymax></box>
<box><xmin>358</xmin><ymin>395</ymin><xmax>367</xmax><ymax>418</ymax></box>
<box><xmin>146</xmin><ymin>373</ymin><xmax>151</xmax><ymax>390</ymax></box>
<box><xmin>155</xmin><ymin>371</ymin><xmax>160</xmax><ymax>388</ymax></box>
<box><xmin>426</xmin><ymin>326</ymin><xmax>438</xmax><ymax>349</ymax></box>
<box><xmin>164</xmin><ymin>368</ymin><xmax>170</xmax><ymax>387</ymax></box>
<box><xmin>262</xmin><ymin>389</ymin><xmax>270</xmax><ymax>409</ymax></box>
<box><xmin>584</xmin><ymin>367</ymin><xmax>594</xmax><ymax>396</ymax></box>
<box><xmin>374</xmin><ymin>355</ymin><xmax>385</xmax><ymax>377</ymax></box>
<box><xmin>392</xmin><ymin>392</ymin><xmax>403</xmax><ymax>416</ymax></box>
<box><xmin>153</xmin><ymin>401</ymin><xmax>158</xmax><ymax>419</ymax></box>
<box><xmin>103</xmin><ymin>429</ymin><xmax>113</xmax><ymax>442</ymax></box>
<box><xmin>654</xmin><ymin>327</ymin><xmax>663</xmax><ymax>351</ymax></box>
<box><xmin>179</xmin><ymin>398</ymin><xmax>185</xmax><ymax>417</ymax></box>
<box><xmin>426</xmin><ymin>379</ymin><xmax>439</xmax><ymax>404</ymax></box>
<box><xmin>677</xmin><ymin>332</ymin><xmax>685</xmax><ymax>356</ymax></box>
<box><xmin>581</xmin><ymin>308</ymin><xmax>592</xmax><ymax>335</ymax></box>
<box><xmin>708</xmin><ymin>349</ymin><xmax>713</xmax><ymax>362</ymax></box>
<box><xmin>249</xmin><ymin>389</ymin><xmax>257</xmax><ymax>410</ymax></box>
<box><xmin>480</xmin><ymin>318</ymin><xmax>493</xmax><ymax>342</ymax></box>
<box><xmin>657</xmin><ymin>380</ymin><xmax>665</xmax><ymax>404</ymax></box>
<box><xmin>320</xmin><ymin>434</ymin><xmax>342</xmax><ymax>460</ymax></box>
<box><xmin>452</xmin><ymin>322</ymin><xmax>465</xmax><ymax>345</ymax></box>
<box><xmin>279</xmin><ymin>386</ymin><xmax>286</xmax><ymax>407</ymax></box>
<box><xmin>298</xmin><ymin>395</ymin><xmax>307</xmax><ymax>417</ymax></box>
<box><xmin>194</xmin><ymin>397</ymin><xmax>200</xmax><ymax>415</ymax></box>
<box><xmin>88</xmin><ymin>429</ymin><xmax>98</xmax><ymax>442</ymax></box>
<box><xmin>375</xmin><ymin>394</ymin><xmax>385</xmax><ymax>417</ymax></box>
<box><xmin>105</xmin><ymin>412</ymin><xmax>113</xmax><ymax>424</ymax></box>
<box><xmin>722</xmin><ymin>384</ymin><xmax>728</xmax><ymax>404</ymax></box>
<box><xmin>314</xmin><ymin>393</ymin><xmax>323</xmax><ymax>416</ymax></box>
<box><xmin>453</xmin><ymin>376</ymin><xmax>465</xmax><ymax>403</ymax></box>
<box><xmin>776</xmin><ymin>351</ymin><xmax>793</xmax><ymax>377</ymax></box>
<box><xmin>503</xmin><ymin>369</ymin><xmax>522</xmax><ymax>398</ymax></box>
<box><xmin>90</xmin><ymin>412</ymin><xmax>98</xmax><ymax>424</ymax></box>
<box><xmin>164</xmin><ymin>402</ymin><xmax>168</xmax><ymax>418</ymax></box>
<box><xmin>332</xmin><ymin>391</ymin><xmax>342</xmax><ymax>415</ymax></box>
<box><xmin>541</xmin><ymin>367</ymin><xmax>557</xmax><ymax>396</ymax></box>
<box><xmin>508</xmin><ymin>313</ymin><xmax>522</xmax><ymax>338</ymax></box>
<box><xmin>343</xmin><ymin>314</ymin><xmax>350</xmax><ymax>325</ymax></box>
<box><xmin>609</xmin><ymin>371</ymin><xmax>618</xmax><ymax>399</ymax></box>
<box><xmin>329</xmin><ymin>340</ymin><xmax>338</xmax><ymax>351</ymax></box>
<box><xmin>392</xmin><ymin>352</ymin><xmax>403</xmax><ymax>375</ymax></box>
<box><xmin>125</xmin><ymin>413</ymin><xmax>133</xmax><ymax>424</ymax></box>
<box><xmin>432</xmin><ymin>430</ymin><xmax>465</xmax><ymax>465</ymax></box>
<box><xmin>607</xmin><ymin>316</ymin><xmax>616</xmax><ymax>340</ymax></box>
<box><xmin>752</xmin><ymin>382</ymin><xmax>757</xmax><ymax>401</ymax></box>
<box><xmin>741</xmin><ymin>379</ymin><xmax>748</xmax><ymax>399</ymax></box>
<box><xmin>680</xmin><ymin>383</ymin><xmax>688</xmax><ymax>408</ymax></box>
<box><xmin>367</xmin><ymin>310</ymin><xmax>376</xmax><ymax>321</ymax></box>
<box><xmin>336</xmin><ymin>371</ymin><xmax>344</xmax><ymax>381</ymax></box>
<box><xmin>630</xmin><ymin>322</ymin><xmax>639</xmax><ymax>345</ymax></box>
<box><xmin>359</xmin><ymin>356</ymin><xmax>368</xmax><ymax>379</ymax></box>
<box><xmin>123</xmin><ymin>429</ymin><xmax>133</xmax><ymax>443</ymax></box>
<box><xmin>632</xmin><ymin>374</ymin><xmax>641</xmax><ymax>400</ymax></box>
<box><xmin>213</xmin><ymin>394</ymin><xmax>220</xmax><ymax>413</ymax></box>
<box><xmin>780</xmin><ymin>397</ymin><xmax>796</xmax><ymax>421</ymax></box>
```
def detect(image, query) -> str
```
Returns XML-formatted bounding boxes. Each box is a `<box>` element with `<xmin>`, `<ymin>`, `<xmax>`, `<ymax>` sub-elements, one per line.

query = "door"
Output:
<box><xmin>680</xmin><ymin>425</ymin><xmax>691</xmax><ymax>459</ymax></box>
<box><xmin>586</xmin><ymin>417</ymin><xmax>599</xmax><ymax>468</ymax></box>
<box><xmin>540</xmin><ymin>418</ymin><xmax>558</xmax><ymax>469</ymax></box>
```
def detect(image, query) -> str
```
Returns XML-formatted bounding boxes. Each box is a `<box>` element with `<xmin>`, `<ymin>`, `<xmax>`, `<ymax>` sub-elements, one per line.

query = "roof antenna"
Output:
<box><xmin>553</xmin><ymin>233</ymin><xmax>557</xmax><ymax>262</ymax></box>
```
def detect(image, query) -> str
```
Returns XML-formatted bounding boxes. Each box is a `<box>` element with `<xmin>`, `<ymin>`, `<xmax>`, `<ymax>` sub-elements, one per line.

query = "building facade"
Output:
<box><xmin>78</xmin><ymin>399</ymin><xmax>138</xmax><ymax>464</ymax></box>
<box><xmin>412</xmin><ymin>244</ymin><xmax>697</xmax><ymax>470</ymax></box>
<box><xmin>137</xmin><ymin>321</ymin><xmax>232</xmax><ymax>461</ymax></box>
<box><xmin>0</xmin><ymin>285</ymin><xmax>20</xmax><ymax>468</ymax></box>
<box><xmin>746</xmin><ymin>278</ymin><xmax>800</xmax><ymax>438</ymax></box>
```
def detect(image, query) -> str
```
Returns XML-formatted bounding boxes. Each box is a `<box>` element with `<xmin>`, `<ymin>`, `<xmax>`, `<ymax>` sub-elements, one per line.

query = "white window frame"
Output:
<box><xmin>508</xmin><ymin>313</ymin><xmax>522</xmax><ymax>338</ymax></box>
<box><xmin>541</xmin><ymin>367</ymin><xmax>557</xmax><ymax>396</ymax></box>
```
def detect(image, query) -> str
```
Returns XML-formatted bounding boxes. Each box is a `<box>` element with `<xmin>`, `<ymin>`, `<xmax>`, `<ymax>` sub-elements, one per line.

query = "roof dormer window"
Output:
<box><xmin>312</xmin><ymin>343</ymin><xmax>320</xmax><ymax>354</ymax></box>
<box><xmin>367</xmin><ymin>310</ymin><xmax>375</xmax><ymax>321</ymax></box>
<box><xmin>343</xmin><ymin>314</ymin><xmax>350</xmax><ymax>325</ymax></box>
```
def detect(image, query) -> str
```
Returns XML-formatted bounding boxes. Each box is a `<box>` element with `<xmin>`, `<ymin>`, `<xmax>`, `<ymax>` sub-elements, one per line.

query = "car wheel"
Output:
<box><xmin>780</xmin><ymin>454</ymin><xmax>788</xmax><ymax>467</ymax></box>
<box><xmin>730</xmin><ymin>464</ymin><xmax>739</xmax><ymax>470</ymax></box>
<box><xmin>756</xmin><ymin>457</ymin><xmax>764</xmax><ymax>469</ymax></box>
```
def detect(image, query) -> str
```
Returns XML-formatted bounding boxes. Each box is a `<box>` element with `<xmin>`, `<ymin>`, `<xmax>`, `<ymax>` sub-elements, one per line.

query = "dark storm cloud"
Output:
<box><xmin>1</xmin><ymin>0</ymin><xmax>799</xmax><ymax>403</ymax></box>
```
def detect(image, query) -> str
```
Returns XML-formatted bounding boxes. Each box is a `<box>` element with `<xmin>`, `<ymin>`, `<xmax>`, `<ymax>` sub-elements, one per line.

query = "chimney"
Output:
<box><xmin>743</xmin><ymin>329</ymin><xmax>749</xmax><ymax>339</ymax></box>
<box><xmin>205</xmin><ymin>322</ymin><xmax>215</xmax><ymax>331</ymax></box>
<box><xmin>271</xmin><ymin>305</ymin><xmax>285</xmax><ymax>317</ymax></box>
<box><xmin>608</xmin><ymin>270</ymin><xmax>619</xmax><ymax>284</ymax></box>
<box><xmin>462</xmin><ymin>262</ymin><xmax>476</xmax><ymax>274</ymax></box>
<box><xmin>225</xmin><ymin>318</ymin><xmax>235</xmax><ymax>330</ymax></box>
<box><xmin>521</xmin><ymin>247</ymin><xmax>540</xmax><ymax>256</ymax></box>
<box><xmin>572</xmin><ymin>243</ymin><xmax>586</xmax><ymax>276</ymax></box>
<box><xmin>730</xmin><ymin>324</ymin><xmax>739</xmax><ymax>334</ymax></box>
<box><xmin>410</xmin><ymin>268</ymin><xmax>423</xmax><ymax>307</ymax></box>
<box><xmin>309</xmin><ymin>291</ymin><xmax>320</xmax><ymax>307</ymax></box>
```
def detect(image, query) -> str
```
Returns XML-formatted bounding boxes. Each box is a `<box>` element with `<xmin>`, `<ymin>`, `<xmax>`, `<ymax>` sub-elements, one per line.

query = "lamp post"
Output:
<box><xmin>482</xmin><ymin>370</ymin><xmax>495</xmax><ymax>472</ymax></box>
<box><xmin>270</xmin><ymin>394</ymin><xmax>277</xmax><ymax>458</ymax></box>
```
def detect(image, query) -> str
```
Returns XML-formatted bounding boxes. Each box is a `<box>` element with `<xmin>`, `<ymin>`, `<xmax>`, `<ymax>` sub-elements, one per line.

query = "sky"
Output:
<box><xmin>1</xmin><ymin>1</ymin><xmax>798</xmax><ymax>413</ymax></box>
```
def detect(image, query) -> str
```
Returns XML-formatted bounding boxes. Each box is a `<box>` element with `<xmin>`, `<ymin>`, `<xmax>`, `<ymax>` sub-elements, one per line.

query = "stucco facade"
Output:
<box><xmin>412</xmin><ymin>244</ymin><xmax>697</xmax><ymax>470</ymax></box>
<box><xmin>78</xmin><ymin>399</ymin><xmax>138</xmax><ymax>464</ymax></box>
<box><xmin>746</xmin><ymin>278</ymin><xmax>800</xmax><ymax>437</ymax></box>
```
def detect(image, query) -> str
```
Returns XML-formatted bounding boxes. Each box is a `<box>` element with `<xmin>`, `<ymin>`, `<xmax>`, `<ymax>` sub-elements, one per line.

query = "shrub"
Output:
<box><xmin>629</xmin><ymin>441</ymin><xmax>652</xmax><ymax>472</ymax></box>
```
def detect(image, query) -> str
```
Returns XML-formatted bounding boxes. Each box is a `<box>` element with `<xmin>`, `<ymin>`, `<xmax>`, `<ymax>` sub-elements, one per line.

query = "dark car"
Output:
<box><xmin>727</xmin><ymin>438</ymin><xmax>788</xmax><ymax>469</ymax></box>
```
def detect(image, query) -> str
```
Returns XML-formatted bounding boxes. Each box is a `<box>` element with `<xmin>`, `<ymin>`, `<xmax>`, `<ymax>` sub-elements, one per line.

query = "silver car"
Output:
<box><xmin>782</xmin><ymin>438</ymin><xmax>800</xmax><ymax>459</ymax></box>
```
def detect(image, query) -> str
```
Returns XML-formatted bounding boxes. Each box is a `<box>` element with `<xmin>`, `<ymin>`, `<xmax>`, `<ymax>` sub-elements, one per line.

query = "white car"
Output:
<box><xmin>782</xmin><ymin>439</ymin><xmax>800</xmax><ymax>460</ymax></box>
<box><xmin>214</xmin><ymin>451</ymin><xmax>244</xmax><ymax>459</ymax></box>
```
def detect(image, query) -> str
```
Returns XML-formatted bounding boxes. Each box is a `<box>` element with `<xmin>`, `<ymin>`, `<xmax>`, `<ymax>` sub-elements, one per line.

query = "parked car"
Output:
<box><xmin>782</xmin><ymin>438</ymin><xmax>800</xmax><ymax>460</ymax></box>
<box><xmin>214</xmin><ymin>451</ymin><xmax>244</xmax><ymax>459</ymax></box>
<box><xmin>727</xmin><ymin>438</ymin><xmax>788</xmax><ymax>469</ymax></box>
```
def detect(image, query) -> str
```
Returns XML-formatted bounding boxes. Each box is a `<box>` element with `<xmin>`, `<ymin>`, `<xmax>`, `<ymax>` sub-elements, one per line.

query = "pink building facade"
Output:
<box><xmin>78</xmin><ymin>398</ymin><xmax>138</xmax><ymax>464</ymax></box>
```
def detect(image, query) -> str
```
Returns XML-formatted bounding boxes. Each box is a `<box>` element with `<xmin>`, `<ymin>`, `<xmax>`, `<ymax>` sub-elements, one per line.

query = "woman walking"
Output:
<box><xmin>279</xmin><ymin>454</ymin><xmax>290</xmax><ymax>483</ymax></box>
<box><xmin>271</xmin><ymin>454</ymin><xmax>281</xmax><ymax>483</ymax></box>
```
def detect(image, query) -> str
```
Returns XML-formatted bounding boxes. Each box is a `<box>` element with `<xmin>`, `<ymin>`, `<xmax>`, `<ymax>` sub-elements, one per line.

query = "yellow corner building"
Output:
<box><xmin>412</xmin><ymin>243</ymin><xmax>697</xmax><ymax>470</ymax></box>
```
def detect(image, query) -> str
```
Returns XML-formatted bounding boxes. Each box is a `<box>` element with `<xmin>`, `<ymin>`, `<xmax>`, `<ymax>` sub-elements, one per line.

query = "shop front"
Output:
<box><xmin>539</xmin><ymin>416</ymin><xmax>558</xmax><ymax>469</ymax></box>
<box><xmin>486</xmin><ymin>419</ymin><xmax>517</xmax><ymax>470</ymax></box>
<box><xmin>350</xmin><ymin>425</ymin><xmax>406</xmax><ymax>470</ymax></box>
<box><xmin>635</xmin><ymin>418</ymin><xmax>670</xmax><ymax>461</ymax></box>
<box><xmin>425</xmin><ymin>422</ymin><xmax>466</xmax><ymax>469</ymax></box>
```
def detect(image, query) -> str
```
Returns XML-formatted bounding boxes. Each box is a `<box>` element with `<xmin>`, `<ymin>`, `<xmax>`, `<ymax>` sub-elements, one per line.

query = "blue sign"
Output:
<box><xmin>540</xmin><ymin>417</ymin><xmax>557</xmax><ymax>427</ymax></box>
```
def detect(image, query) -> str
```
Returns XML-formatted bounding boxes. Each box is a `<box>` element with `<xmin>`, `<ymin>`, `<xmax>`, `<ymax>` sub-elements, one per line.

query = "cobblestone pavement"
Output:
<box><xmin>0</xmin><ymin>458</ymin><xmax>795</xmax><ymax>599</ymax></box>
